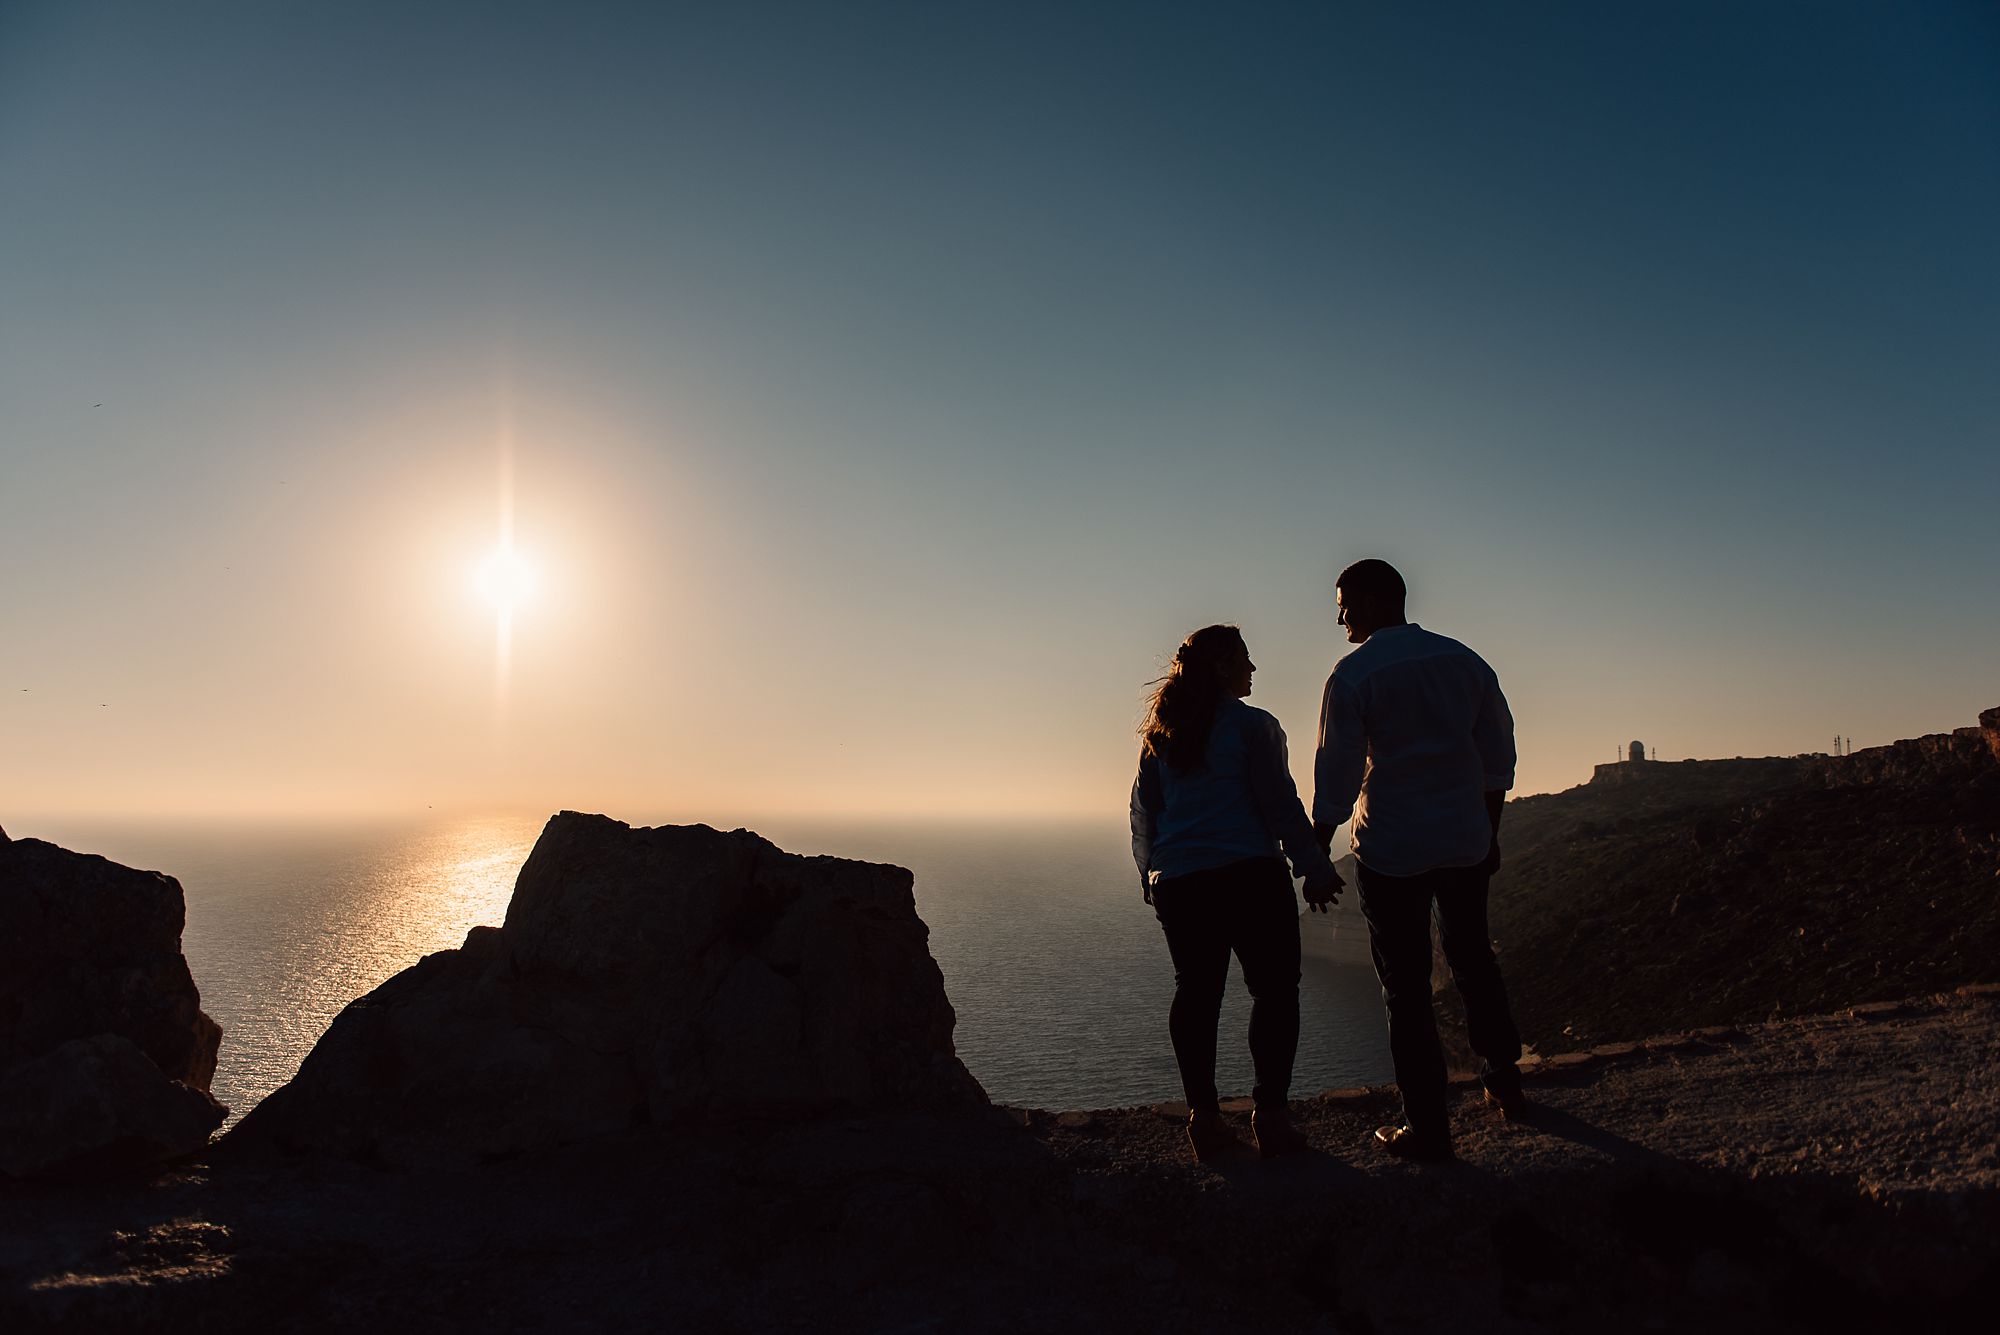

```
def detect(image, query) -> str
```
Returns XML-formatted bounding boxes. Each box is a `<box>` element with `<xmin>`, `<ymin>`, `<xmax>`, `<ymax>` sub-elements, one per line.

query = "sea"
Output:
<box><xmin>25</xmin><ymin>814</ymin><xmax>1393</xmax><ymax>1123</ymax></box>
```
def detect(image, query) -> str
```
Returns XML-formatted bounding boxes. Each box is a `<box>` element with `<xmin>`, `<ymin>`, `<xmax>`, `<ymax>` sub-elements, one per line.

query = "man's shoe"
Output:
<box><xmin>1483</xmin><ymin>1070</ymin><xmax>1533</xmax><ymax>1122</ymax></box>
<box><xmin>1252</xmin><ymin>1106</ymin><xmax>1310</xmax><ymax>1158</ymax></box>
<box><xmin>1187</xmin><ymin>1110</ymin><xmax>1246</xmax><ymax>1163</ymax></box>
<box><xmin>1373</xmin><ymin>1124</ymin><xmax>1454</xmax><ymax>1162</ymax></box>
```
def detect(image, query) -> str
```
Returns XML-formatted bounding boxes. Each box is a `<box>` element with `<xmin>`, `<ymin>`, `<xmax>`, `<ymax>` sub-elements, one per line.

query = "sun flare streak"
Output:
<box><xmin>481</xmin><ymin>418</ymin><xmax>535</xmax><ymax>705</ymax></box>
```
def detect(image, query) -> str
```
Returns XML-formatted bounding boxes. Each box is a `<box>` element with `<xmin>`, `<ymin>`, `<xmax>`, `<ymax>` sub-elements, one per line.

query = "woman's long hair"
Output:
<box><xmin>1140</xmin><ymin>624</ymin><xmax>1244</xmax><ymax>773</ymax></box>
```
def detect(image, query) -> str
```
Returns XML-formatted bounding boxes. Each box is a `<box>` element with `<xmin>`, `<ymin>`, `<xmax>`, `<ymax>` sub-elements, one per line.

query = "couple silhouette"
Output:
<box><xmin>1130</xmin><ymin>558</ymin><xmax>1526</xmax><ymax>1163</ymax></box>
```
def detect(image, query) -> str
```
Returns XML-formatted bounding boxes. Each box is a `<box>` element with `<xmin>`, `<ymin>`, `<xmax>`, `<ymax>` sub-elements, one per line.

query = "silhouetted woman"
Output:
<box><xmin>1131</xmin><ymin>624</ymin><xmax>1343</xmax><ymax>1161</ymax></box>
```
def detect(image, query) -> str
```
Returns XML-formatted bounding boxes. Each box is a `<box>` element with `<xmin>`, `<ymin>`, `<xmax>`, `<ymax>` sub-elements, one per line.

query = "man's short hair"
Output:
<box><xmin>1336</xmin><ymin>558</ymin><xmax>1406</xmax><ymax>606</ymax></box>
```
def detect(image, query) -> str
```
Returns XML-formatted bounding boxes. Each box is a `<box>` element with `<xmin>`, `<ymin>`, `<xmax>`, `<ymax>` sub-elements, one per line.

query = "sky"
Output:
<box><xmin>3</xmin><ymin>1</ymin><xmax>1997</xmax><ymax>825</ymax></box>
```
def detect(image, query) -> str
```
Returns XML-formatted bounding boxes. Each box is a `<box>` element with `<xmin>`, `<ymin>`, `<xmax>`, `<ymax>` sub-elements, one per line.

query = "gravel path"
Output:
<box><xmin>1028</xmin><ymin>985</ymin><xmax>2000</xmax><ymax>1332</ymax></box>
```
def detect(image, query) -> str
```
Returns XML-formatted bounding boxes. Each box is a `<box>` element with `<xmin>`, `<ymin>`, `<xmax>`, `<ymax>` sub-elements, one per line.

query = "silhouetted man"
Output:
<box><xmin>1311</xmin><ymin>559</ymin><xmax>1527</xmax><ymax>1161</ymax></box>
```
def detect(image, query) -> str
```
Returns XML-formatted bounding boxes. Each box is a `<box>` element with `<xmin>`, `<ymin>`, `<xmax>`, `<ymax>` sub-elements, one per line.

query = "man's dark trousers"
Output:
<box><xmin>1356</xmin><ymin>861</ymin><xmax>1522</xmax><ymax>1139</ymax></box>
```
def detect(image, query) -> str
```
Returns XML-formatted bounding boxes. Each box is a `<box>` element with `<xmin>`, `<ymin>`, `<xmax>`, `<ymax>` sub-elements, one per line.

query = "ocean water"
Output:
<box><xmin>25</xmin><ymin>815</ymin><xmax>1392</xmax><ymax>1122</ymax></box>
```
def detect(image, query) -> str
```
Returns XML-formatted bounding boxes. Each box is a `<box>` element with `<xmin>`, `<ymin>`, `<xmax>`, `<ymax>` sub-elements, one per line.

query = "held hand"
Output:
<box><xmin>1302</xmin><ymin>866</ymin><xmax>1344</xmax><ymax>913</ymax></box>
<box><xmin>1142</xmin><ymin>879</ymin><xmax>1155</xmax><ymax>907</ymax></box>
<box><xmin>1480</xmin><ymin>838</ymin><xmax>1502</xmax><ymax>877</ymax></box>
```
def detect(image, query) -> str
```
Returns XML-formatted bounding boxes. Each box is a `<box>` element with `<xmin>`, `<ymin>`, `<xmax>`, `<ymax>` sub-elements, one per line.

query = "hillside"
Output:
<box><xmin>1484</xmin><ymin>707</ymin><xmax>2000</xmax><ymax>1052</ymax></box>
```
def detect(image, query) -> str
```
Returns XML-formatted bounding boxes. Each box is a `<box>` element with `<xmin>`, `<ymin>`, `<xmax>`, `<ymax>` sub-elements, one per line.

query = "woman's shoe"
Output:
<box><xmin>1252</xmin><ymin>1106</ymin><xmax>1311</xmax><ymax>1158</ymax></box>
<box><xmin>1186</xmin><ymin>1109</ymin><xmax>1245</xmax><ymax>1163</ymax></box>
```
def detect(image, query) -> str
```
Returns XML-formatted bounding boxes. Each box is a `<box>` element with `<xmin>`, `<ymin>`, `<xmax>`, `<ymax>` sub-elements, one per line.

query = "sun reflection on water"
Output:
<box><xmin>158</xmin><ymin>815</ymin><xmax>548</xmax><ymax>1125</ymax></box>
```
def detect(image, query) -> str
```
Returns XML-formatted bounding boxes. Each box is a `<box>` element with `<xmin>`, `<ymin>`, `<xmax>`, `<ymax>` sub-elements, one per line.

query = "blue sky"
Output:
<box><xmin>3</xmin><ymin>1</ymin><xmax>1996</xmax><ymax>820</ymax></box>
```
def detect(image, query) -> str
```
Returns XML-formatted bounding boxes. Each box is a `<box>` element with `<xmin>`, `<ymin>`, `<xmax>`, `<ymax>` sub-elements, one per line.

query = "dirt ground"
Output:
<box><xmin>5</xmin><ymin>986</ymin><xmax>1996</xmax><ymax>1333</ymax></box>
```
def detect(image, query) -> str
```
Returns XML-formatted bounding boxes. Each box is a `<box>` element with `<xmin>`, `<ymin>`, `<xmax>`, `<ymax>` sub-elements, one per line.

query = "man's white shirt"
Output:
<box><xmin>1311</xmin><ymin>623</ymin><xmax>1515</xmax><ymax>878</ymax></box>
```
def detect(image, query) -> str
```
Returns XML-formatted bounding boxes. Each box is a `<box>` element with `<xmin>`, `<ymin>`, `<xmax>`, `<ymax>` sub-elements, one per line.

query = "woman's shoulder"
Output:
<box><xmin>1221</xmin><ymin>698</ymin><xmax>1285</xmax><ymax>738</ymax></box>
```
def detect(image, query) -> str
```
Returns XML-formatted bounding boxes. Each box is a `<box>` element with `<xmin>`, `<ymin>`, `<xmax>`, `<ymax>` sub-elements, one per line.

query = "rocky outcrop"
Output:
<box><xmin>0</xmin><ymin>836</ymin><xmax>226</xmax><ymax>1178</ymax></box>
<box><xmin>0</xmin><ymin>838</ymin><xmax>222</xmax><ymax>1086</ymax></box>
<box><xmin>1800</xmin><ymin>710</ymin><xmax>2000</xmax><ymax>788</ymax></box>
<box><xmin>228</xmin><ymin>813</ymin><xmax>986</xmax><ymax>1166</ymax></box>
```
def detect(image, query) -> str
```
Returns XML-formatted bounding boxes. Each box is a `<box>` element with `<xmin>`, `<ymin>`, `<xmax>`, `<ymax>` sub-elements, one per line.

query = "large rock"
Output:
<box><xmin>229</xmin><ymin>813</ymin><xmax>986</xmax><ymax>1166</ymax></box>
<box><xmin>0</xmin><ymin>834</ymin><xmax>227</xmax><ymax>1177</ymax></box>
<box><xmin>0</xmin><ymin>836</ymin><xmax>222</xmax><ymax>1087</ymax></box>
<box><xmin>0</xmin><ymin>1034</ymin><xmax>227</xmax><ymax>1179</ymax></box>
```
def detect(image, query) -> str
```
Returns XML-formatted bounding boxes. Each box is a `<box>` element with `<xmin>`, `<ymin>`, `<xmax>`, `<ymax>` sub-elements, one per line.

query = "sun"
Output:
<box><xmin>476</xmin><ymin>545</ymin><xmax>537</xmax><ymax>612</ymax></box>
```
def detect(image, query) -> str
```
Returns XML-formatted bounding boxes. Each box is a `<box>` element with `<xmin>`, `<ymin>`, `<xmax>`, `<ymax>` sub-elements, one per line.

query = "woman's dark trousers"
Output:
<box><xmin>1356</xmin><ymin>861</ymin><xmax>1523</xmax><ymax>1139</ymax></box>
<box><xmin>1151</xmin><ymin>857</ymin><xmax>1301</xmax><ymax>1113</ymax></box>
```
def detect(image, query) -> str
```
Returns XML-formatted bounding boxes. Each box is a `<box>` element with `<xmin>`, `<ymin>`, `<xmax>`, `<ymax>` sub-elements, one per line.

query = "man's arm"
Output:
<box><xmin>1472</xmin><ymin>663</ymin><xmax>1516</xmax><ymax>794</ymax></box>
<box><xmin>1130</xmin><ymin>753</ymin><xmax>1164</xmax><ymax>903</ymax></box>
<box><xmin>1311</xmin><ymin>673</ymin><xmax>1366</xmax><ymax>851</ymax></box>
<box><xmin>1475</xmin><ymin>664</ymin><xmax>1515</xmax><ymax>874</ymax></box>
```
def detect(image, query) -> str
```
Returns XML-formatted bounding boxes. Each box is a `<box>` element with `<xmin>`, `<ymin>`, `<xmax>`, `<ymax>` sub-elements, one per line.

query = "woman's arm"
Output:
<box><xmin>1130</xmin><ymin>752</ymin><xmax>1164</xmax><ymax>900</ymax></box>
<box><xmin>1244</xmin><ymin>713</ymin><xmax>1339</xmax><ymax>884</ymax></box>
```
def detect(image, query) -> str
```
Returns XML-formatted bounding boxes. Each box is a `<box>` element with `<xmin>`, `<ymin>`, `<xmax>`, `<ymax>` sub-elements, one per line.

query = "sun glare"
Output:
<box><xmin>477</xmin><ymin>546</ymin><xmax>536</xmax><ymax>612</ymax></box>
